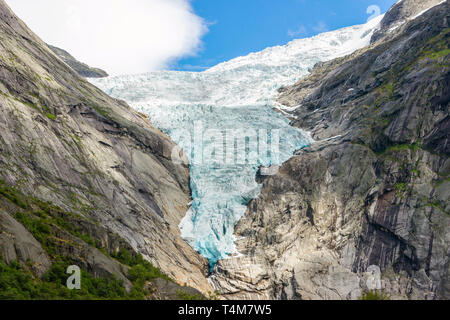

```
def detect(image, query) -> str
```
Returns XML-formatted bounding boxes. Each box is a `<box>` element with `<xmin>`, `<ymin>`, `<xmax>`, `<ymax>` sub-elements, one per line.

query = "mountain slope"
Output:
<box><xmin>371</xmin><ymin>0</ymin><xmax>445</xmax><ymax>43</ymax></box>
<box><xmin>92</xmin><ymin>13</ymin><xmax>385</xmax><ymax>272</ymax></box>
<box><xmin>211</xmin><ymin>2</ymin><xmax>449</xmax><ymax>300</ymax></box>
<box><xmin>0</xmin><ymin>0</ymin><xmax>211</xmax><ymax>296</ymax></box>
<box><xmin>47</xmin><ymin>44</ymin><xmax>108</xmax><ymax>78</ymax></box>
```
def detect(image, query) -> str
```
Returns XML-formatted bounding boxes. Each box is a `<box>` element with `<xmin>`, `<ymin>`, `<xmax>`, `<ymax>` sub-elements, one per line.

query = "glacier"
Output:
<box><xmin>91</xmin><ymin>15</ymin><xmax>382</xmax><ymax>269</ymax></box>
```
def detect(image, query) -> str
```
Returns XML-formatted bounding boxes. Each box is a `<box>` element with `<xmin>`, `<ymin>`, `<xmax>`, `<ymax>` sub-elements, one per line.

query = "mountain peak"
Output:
<box><xmin>371</xmin><ymin>0</ymin><xmax>446</xmax><ymax>43</ymax></box>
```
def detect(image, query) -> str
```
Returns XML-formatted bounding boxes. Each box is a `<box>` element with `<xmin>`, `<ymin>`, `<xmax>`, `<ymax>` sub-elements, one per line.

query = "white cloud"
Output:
<box><xmin>312</xmin><ymin>21</ymin><xmax>328</xmax><ymax>33</ymax></box>
<box><xmin>287</xmin><ymin>25</ymin><xmax>307</xmax><ymax>38</ymax></box>
<box><xmin>6</xmin><ymin>0</ymin><xmax>208</xmax><ymax>75</ymax></box>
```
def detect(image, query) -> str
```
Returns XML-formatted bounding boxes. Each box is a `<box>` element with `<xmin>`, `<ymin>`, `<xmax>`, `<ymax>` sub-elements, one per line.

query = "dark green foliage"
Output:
<box><xmin>0</xmin><ymin>180</ymin><xmax>29</xmax><ymax>209</ymax></box>
<box><xmin>111</xmin><ymin>248</ymin><xmax>173</xmax><ymax>299</ymax></box>
<box><xmin>112</xmin><ymin>248</ymin><xmax>171</xmax><ymax>282</ymax></box>
<box><xmin>176</xmin><ymin>289</ymin><xmax>206</xmax><ymax>301</ymax></box>
<box><xmin>0</xmin><ymin>257</ymin><xmax>128</xmax><ymax>300</ymax></box>
<box><xmin>360</xmin><ymin>291</ymin><xmax>390</xmax><ymax>300</ymax></box>
<box><xmin>0</xmin><ymin>179</ymin><xmax>97</xmax><ymax>254</ymax></box>
<box><xmin>45</xmin><ymin>113</ymin><xmax>56</xmax><ymax>120</ymax></box>
<box><xmin>0</xmin><ymin>180</ymin><xmax>176</xmax><ymax>300</ymax></box>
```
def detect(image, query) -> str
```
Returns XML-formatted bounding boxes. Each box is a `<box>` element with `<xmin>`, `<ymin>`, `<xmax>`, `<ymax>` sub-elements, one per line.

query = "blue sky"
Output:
<box><xmin>174</xmin><ymin>0</ymin><xmax>397</xmax><ymax>71</ymax></box>
<box><xmin>8</xmin><ymin>0</ymin><xmax>398</xmax><ymax>74</ymax></box>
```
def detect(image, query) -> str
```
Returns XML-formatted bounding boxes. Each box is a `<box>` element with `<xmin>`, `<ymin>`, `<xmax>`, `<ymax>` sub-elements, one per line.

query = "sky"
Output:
<box><xmin>6</xmin><ymin>0</ymin><xmax>397</xmax><ymax>75</ymax></box>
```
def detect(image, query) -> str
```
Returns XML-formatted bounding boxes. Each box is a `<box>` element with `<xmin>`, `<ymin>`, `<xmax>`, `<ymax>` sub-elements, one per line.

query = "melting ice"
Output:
<box><xmin>91</xmin><ymin>16</ymin><xmax>382</xmax><ymax>268</ymax></box>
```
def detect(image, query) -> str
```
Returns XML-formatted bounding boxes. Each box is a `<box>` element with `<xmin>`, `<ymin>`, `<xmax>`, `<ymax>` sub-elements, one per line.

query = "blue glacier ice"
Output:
<box><xmin>91</xmin><ymin>16</ymin><xmax>382</xmax><ymax>268</ymax></box>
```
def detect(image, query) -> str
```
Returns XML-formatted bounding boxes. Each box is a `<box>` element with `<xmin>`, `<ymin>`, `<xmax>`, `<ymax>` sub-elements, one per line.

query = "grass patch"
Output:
<box><xmin>423</xmin><ymin>48</ymin><xmax>450</xmax><ymax>60</ymax></box>
<box><xmin>176</xmin><ymin>289</ymin><xmax>206</xmax><ymax>301</ymax></box>
<box><xmin>0</xmin><ymin>180</ymin><xmax>183</xmax><ymax>300</ymax></box>
<box><xmin>0</xmin><ymin>181</ymin><xmax>29</xmax><ymax>209</ymax></box>
<box><xmin>0</xmin><ymin>258</ymin><xmax>129</xmax><ymax>300</ymax></box>
<box><xmin>360</xmin><ymin>291</ymin><xmax>390</xmax><ymax>300</ymax></box>
<box><xmin>112</xmin><ymin>248</ymin><xmax>177</xmax><ymax>299</ymax></box>
<box><xmin>424</xmin><ymin>201</ymin><xmax>448</xmax><ymax>215</ymax></box>
<box><xmin>376</xmin><ymin>142</ymin><xmax>421</xmax><ymax>156</ymax></box>
<box><xmin>22</xmin><ymin>100</ymin><xmax>40</xmax><ymax>111</ymax></box>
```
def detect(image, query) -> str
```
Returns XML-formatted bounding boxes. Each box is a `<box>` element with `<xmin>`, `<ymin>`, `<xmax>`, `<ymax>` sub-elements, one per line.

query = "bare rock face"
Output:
<box><xmin>211</xmin><ymin>2</ymin><xmax>449</xmax><ymax>300</ymax></box>
<box><xmin>0</xmin><ymin>208</ymin><xmax>51</xmax><ymax>277</ymax></box>
<box><xmin>47</xmin><ymin>45</ymin><xmax>108</xmax><ymax>78</ymax></box>
<box><xmin>0</xmin><ymin>0</ymin><xmax>211</xmax><ymax>293</ymax></box>
<box><xmin>371</xmin><ymin>0</ymin><xmax>446</xmax><ymax>43</ymax></box>
<box><xmin>146</xmin><ymin>278</ymin><xmax>205</xmax><ymax>300</ymax></box>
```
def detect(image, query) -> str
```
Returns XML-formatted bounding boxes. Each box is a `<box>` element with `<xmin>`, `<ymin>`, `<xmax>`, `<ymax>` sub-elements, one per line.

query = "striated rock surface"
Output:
<box><xmin>0</xmin><ymin>0</ymin><xmax>211</xmax><ymax>294</ymax></box>
<box><xmin>371</xmin><ymin>0</ymin><xmax>446</xmax><ymax>44</ymax></box>
<box><xmin>0</xmin><ymin>207</ymin><xmax>51</xmax><ymax>277</ymax></box>
<box><xmin>47</xmin><ymin>44</ymin><xmax>108</xmax><ymax>78</ymax></box>
<box><xmin>211</xmin><ymin>2</ymin><xmax>449</xmax><ymax>300</ymax></box>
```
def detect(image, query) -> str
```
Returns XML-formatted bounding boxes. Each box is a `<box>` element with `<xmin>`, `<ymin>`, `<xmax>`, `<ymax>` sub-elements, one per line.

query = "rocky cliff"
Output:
<box><xmin>211</xmin><ymin>1</ymin><xmax>449</xmax><ymax>300</ymax></box>
<box><xmin>0</xmin><ymin>0</ymin><xmax>211</xmax><ymax>297</ymax></box>
<box><xmin>371</xmin><ymin>0</ymin><xmax>445</xmax><ymax>43</ymax></box>
<box><xmin>47</xmin><ymin>44</ymin><xmax>108</xmax><ymax>78</ymax></box>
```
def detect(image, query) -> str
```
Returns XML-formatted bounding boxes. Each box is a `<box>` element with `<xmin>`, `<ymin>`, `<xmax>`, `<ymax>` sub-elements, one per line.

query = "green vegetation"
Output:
<box><xmin>360</xmin><ymin>291</ymin><xmax>390</xmax><ymax>300</ymax></box>
<box><xmin>376</xmin><ymin>142</ymin><xmax>421</xmax><ymax>156</ymax></box>
<box><xmin>112</xmin><ymin>248</ymin><xmax>175</xmax><ymax>299</ymax></box>
<box><xmin>92</xmin><ymin>105</ymin><xmax>109</xmax><ymax>118</ymax></box>
<box><xmin>423</xmin><ymin>48</ymin><xmax>450</xmax><ymax>60</ymax></box>
<box><xmin>395</xmin><ymin>182</ymin><xmax>408</xmax><ymax>198</ymax></box>
<box><xmin>0</xmin><ymin>257</ymin><xmax>129</xmax><ymax>300</ymax></box>
<box><xmin>0</xmin><ymin>179</ymin><xmax>183</xmax><ymax>300</ymax></box>
<box><xmin>424</xmin><ymin>200</ymin><xmax>448</xmax><ymax>216</ymax></box>
<box><xmin>114</xmin><ymin>248</ymin><xmax>171</xmax><ymax>283</ymax></box>
<box><xmin>22</xmin><ymin>100</ymin><xmax>40</xmax><ymax>112</ymax></box>
<box><xmin>0</xmin><ymin>179</ymin><xmax>96</xmax><ymax>255</ymax></box>
<box><xmin>0</xmin><ymin>180</ymin><xmax>29</xmax><ymax>209</ymax></box>
<box><xmin>176</xmin><ymin>289</ymin><xmax>206</xmax><ymax>301</ymax></box>
<box><xmin>45</xmin><ymin>113</ymin><xmax>56</xmax><ymax>120</ymax></box>
<box><xmin>419</xmin><ymin>28</ymin><xmax>450</xmax><ymax>61</ymax></box>
<box><xmin>379</xmin><ymin>82</ymin><xmax>395</xmax><ymax>100</ymax></box>
<box><xmin>1</xmin><ymin>89</ymin><xmax>58</xmax><ymax>121</ymax></box>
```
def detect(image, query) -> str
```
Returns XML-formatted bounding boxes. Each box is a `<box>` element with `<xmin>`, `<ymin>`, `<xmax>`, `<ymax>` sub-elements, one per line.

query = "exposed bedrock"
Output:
<box><xmin>0</xmin><ymin>0</ymin><xmax>211</xmax><ymax>293</ymax></box>
<box><xmin>211</xmin><ymin>2</ymin><xmax>449</xmax><ymax>300</ymax></box>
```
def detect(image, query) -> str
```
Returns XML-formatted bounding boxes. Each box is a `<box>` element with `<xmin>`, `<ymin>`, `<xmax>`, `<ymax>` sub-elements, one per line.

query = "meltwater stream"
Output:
<box><xmin>91</xmin><ymin>16</ymin><xmax>382</xmax><ymax>268</ymax></box>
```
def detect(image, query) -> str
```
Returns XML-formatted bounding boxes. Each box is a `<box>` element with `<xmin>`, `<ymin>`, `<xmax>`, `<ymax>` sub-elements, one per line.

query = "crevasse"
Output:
<box><xmin>91</xmin><ymin>16</ymin><xmax>382</xmax><ymax>269</ymax></box>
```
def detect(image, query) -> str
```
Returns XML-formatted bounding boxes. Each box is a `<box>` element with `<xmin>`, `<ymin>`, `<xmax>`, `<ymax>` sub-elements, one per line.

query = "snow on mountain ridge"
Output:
<box><xmin>92</xmin><ymin>15</ymin><xmax>383</xmax><ymax>109</ymax></box>
<box><xmin>207</xmin><ymin>14</ymin><xmax>383</xmax><ymax>73</ymax></box>
<box><xmin>91</xmin><ymin>15</ymin><xmax>384</xmax><ymax>267</ymax></box>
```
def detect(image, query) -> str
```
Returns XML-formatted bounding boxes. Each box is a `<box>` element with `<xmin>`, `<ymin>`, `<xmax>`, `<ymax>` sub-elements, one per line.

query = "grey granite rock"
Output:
<box><xmin>371</xmin><ymin>0</ymin><xmax>446</xmax><ymax>44</ymax></box>
<box><xmin>212</xmin><ymin>2</ymin><xmax>449</xmax><ymax>300</ymax></box>
<box><xmin>0</xmin><ymin>208</ymin><xmax>51</xmax><ymax>277</ymax></box>
<box><xmin>47</xmin><ymin>44</ymin><xmax>108</xmax><ymax>78</ymax></box>
<box><xmin>0</xmin><ymin>0</ymin><xmax>211</xmax><ymax>294</ymax></box>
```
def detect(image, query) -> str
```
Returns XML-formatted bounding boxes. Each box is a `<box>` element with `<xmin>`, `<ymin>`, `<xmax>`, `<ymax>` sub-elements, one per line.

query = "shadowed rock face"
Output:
<box><xmin>0</xmin><ymin>0</ymin><xmax>211</xmax><ymax>293</ymax></box>
<box><xmin>47</xmin><ymin>45</ymin><xmax>108</xmax><ymax>78</ymax></box>
<box><xmin>211</xmin><ymin>2</ymin><xmax>449</xmax><ymax>300</ymax></box>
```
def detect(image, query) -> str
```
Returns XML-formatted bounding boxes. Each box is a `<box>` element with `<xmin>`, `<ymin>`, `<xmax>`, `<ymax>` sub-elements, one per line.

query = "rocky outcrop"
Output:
<box><xmin>47</xmin><ymin>45</ymin><xmax>108</xmax><ymax>78</ymax></box>
<box><xmin>211</xmin><ymin>2</ymin><xmax>449</xmax><ymax>300</ymax></box>
<box><xmin>146</xmin><ymin>278</ymin><xmax>205</xmax><ymax>300</ymax></box>
<box><xmin>0</xmin><ymin>0</ymin><xmax>211</xmax><ymax>294</ymax></box>
<box><xmin>0</xmin><ymin>208</ymin><xmax>51</xmax><ymax>277</ymax></box>
<box><xmin>371</xmin><ymin>0</ymin><xmax>445</xmax><ymax>44</ymax></box>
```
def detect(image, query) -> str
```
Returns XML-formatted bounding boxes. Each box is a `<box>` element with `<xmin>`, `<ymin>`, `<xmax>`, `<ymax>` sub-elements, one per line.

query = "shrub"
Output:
<box><xmin>360</xmin><ymin>291</ymin><xmax>390</xmax><ymax>300</ymax></box>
